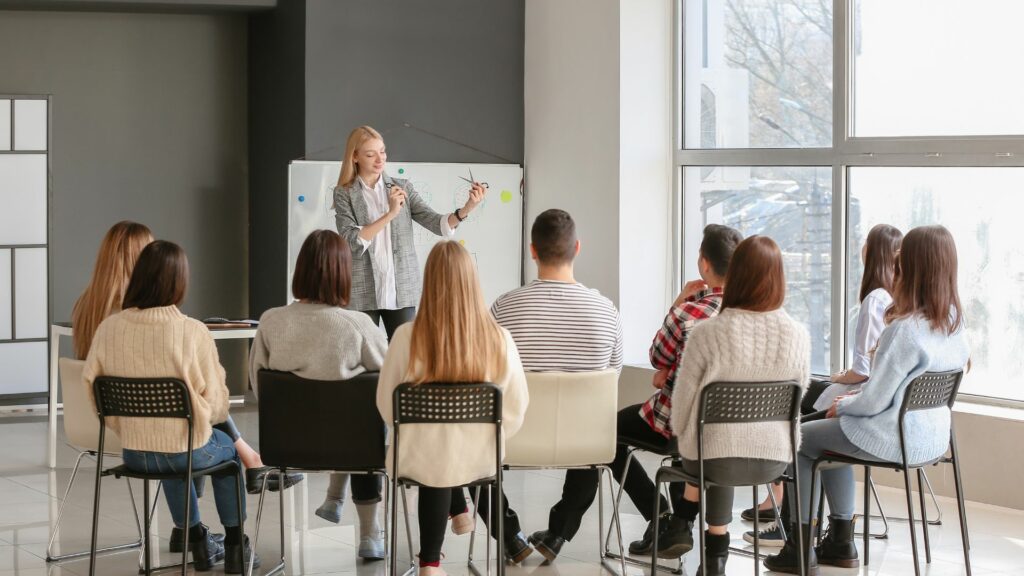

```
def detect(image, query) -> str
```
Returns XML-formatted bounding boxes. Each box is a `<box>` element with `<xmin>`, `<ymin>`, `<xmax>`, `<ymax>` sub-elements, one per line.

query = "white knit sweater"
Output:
<box><xmin>82</xmin><ymin>306</ymin><xmax>229</xmax><ymax>453</ymax></box>
<box><xmin>670</xmin><ymin>308</ymin><xmax>810</xmax><ymax>463</ymax></box>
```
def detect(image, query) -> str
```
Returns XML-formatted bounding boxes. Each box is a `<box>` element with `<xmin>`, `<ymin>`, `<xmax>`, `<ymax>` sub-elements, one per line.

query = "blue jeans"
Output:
<box><xmin>795</xmin><ymin>418</ymin><xmax>886</xmax><ymax>523</ymax></box>
<box><xmin>123</xmin><ymin>429</ymin><xmax>246</xmax><ymax>528</ymax></box>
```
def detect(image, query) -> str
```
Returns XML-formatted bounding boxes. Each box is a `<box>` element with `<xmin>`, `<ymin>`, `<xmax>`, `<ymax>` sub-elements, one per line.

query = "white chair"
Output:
<box><xmin>467</xmin><ymin>369</ymin><xmax>626</xmax><ymax>575</ymax></box>
<box><xmin>46</xmin><ymin>358</ymin><xmax>143</xmax><ymax>562</ymax></box>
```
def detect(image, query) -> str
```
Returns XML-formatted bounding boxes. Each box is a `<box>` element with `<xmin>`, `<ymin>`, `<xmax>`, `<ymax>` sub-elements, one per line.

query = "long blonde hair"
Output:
<box><xmin>408</xmin><ymin>241</ymin><xmax>507</xmax><ymax>384</ymax></box>
<box><xmin>337</xmin><ymin>125</ymin><xmax>384</xmax><ymax>188</ymax></box>
<box><xmin>71</xmin><ymin>221</ymin><xmax>154</xmax><ymax>359</ymax></box>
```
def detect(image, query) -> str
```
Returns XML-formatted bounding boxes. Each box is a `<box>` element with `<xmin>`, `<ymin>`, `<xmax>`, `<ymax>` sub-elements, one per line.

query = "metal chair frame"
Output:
<box><xmin>810</xmin><ymin>369</ymin><xmax>971</xmax><ymax>576</ymax></box>
<box><xmin>90</xmin><ymin>376</ymin><xmax>245</xmax><ymax>576</ymax></box>
<box><xmin>390</xmin><ymin>383</ymin><xmax>505</xmax><ymax>576</ymax></box>
<box><xmin>651</xmin><ymin>381</ymin><xmax>805</xmax><ymax>576</ymax></box>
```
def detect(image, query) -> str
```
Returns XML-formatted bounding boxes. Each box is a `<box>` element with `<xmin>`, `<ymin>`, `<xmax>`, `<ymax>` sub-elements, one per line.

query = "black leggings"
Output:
<box><xmin>417</xmin><ymin>487</ymin><xmax>470</xmax><ymax>564</ymax></box>
<box><xmin>801</xmin><ymin>379</ymin><xmax>832</xmax><ymax>422</ymax></box>
<box><xmin>364</xmin><ymin>307</ymin><xmax>416</xmax><ymax>341</ymax></box>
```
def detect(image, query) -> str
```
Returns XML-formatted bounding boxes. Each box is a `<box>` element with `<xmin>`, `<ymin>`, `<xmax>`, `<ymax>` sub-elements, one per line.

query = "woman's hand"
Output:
<box><xmin>673</xmin><ymin>279</ymin><xmax>708</xmax><ymax>308</ymax></box>
<box><xmin>388</xmin><ymin>186</ymin><xmax>407</xmax><ymax>216</ymax></box>
<box><xmin>653</xmin><ymin>368</ymin><xmax>670</xmax><ymax>390</ymax></box>
<box><xmin>462</xmin><ymin>182</ymin><xmax>486</xmax><ymax>214</ymax></box>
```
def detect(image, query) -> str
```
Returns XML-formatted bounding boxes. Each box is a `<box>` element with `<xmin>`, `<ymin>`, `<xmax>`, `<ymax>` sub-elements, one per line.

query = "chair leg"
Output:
<box><xmin>468</xmin><ymin>487</ymin><xmax>481</xmax><ymax>572</ymax></box>
<box><xmin>766</xmin><ymin>482</ymin><xmax>787</xmax><ymax>542</ymax></box>
<box><xmin>247</xmin><ymin>468</ymin><xmax>271</xmax><ymax>576</ymax></box>
<box><xmin>752</xmin><ymin>486</ymin><xmax>760</xmax><ymax>576</ymax></box>
<box><xmin>88</xmin><ymin>450</ymin><xmax>105</xmax><ymax>576</ymax></box>
<box><xmin>603</xmin><ymin>448</ymin><xmax>635</xmax><ymax>555</ymax></box>
<box><xmin>601</xmin><ymin>467</ymin><xmax>627</xmax><ymax>576</ymax></box>
<box><xmin>402</xmin><ymin>486</ymin><xmax>415</xmax><ymax>567</ymax></box>
<box><xmin>863</xmin><ymin>467</ymin><xmax>871</xmax><ymax>566</ymax></box>
<box><xmin>902</xmin><ymin>469</ymin><xmax>922</xmax><ymax>576</ymax></box>
<box><xmin>143</xmin><ymin>478</ymin><xmax>151</xmax><ymax>576</ymax></box>
<box><xmin>390</xmin><ymin>480</ymin><xmax>399</xmax><ymax>576</ymax></box>
<box><xmin>917</xmin><ymin>468</ymin><xmax>932</xmax><ymax>563</ymax></box>
<box><xmin>950</xmin><ymin>438</ymin><xmax>972</xmax><ymax>575</ymax></box>
<box><xmin>650</xmin><ymin>472</ymin><xmax>664</xmax><ymax>576</ymax></box>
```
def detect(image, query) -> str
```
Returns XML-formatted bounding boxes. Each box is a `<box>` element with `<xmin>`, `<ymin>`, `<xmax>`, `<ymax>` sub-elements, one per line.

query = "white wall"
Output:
<box><xmin>525</xmin><ymin>0</ymin><xmax>674</xmax><ymax>364</ymax></box>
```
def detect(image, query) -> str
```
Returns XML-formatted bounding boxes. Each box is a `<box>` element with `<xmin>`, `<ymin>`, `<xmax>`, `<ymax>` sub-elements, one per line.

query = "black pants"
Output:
<box><xmin>364</xmin><ymin>307</ymin><xmax>416</xmax><ymax>341</ymax></box>
<box><xmin>801</xmin><ymin>378</ymin><xmax>832</xmax><ymax>422</ymax></box>
<box><xmin>417</xmin><ymin>487</ymin><xmax>471</xmax><ymax>564</ymax></box>
<box><xmin>548</xmin><ymin>404</ymin><xmax>685</xmax><ymax>540</ymax></box>
<box><xmin>469</xmin><ymin>486</ymin><xmax>521</xmax><ymax>542</ymax></box>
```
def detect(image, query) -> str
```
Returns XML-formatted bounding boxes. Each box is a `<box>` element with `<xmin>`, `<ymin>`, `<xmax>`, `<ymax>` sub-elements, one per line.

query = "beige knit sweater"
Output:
<box><xmin>82</xmin><ymin>306</ymin><xmax>229</xmax><ymax>453</ymax></box>
<box><xmin>670</xmin><ymin>308</ymin><xmax>810</xmax><ymax>463</ymax></box>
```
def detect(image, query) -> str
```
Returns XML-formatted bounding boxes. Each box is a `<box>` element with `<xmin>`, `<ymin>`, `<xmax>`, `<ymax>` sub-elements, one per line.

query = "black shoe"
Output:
<box><xmin>816</xmin><ymin>516</ymin><xmax>859</xmax><ymax>568</ymax></box>
<box><xmin>224</xmin><ymin>536</ymin><xmax>261</xmax><ymax>574</ymax></box>
<box><xmin>763</xmin><ymin>523</ymin><xmax>820</xmax><ymax>576</ymax></box>
<box><xmin>627</xmin><ymin>517</ymin><xmax>657</xmax><ymax>555</ymax></box>
<box><xmin>189</xmin><ymin>525</ymin><xmax>225</xmax><ymax>571</ymax></box>
<box><xmin>504</xmin><ymin>531</ymin><xmax>533</xmax><ymax>564</ymax></box>
<box><xmin>740</xmin><ymin>505</ymin><xmax>778</xmax><ymax>522</ymax></box>
<box><xmin>527</xmin><ymin>530</ymin><xmax>565</xmax><ymax>562</ymax></box>
<box><xmin>655</xmin><ymin>516</ymin><xmax>694</xmax><ymax>559</ymax></box>
<box><xmin>245</xmin><ymin>466</ymin><xmax>304</xmax><ymax>495</ymax></box>
<box><xmin>169</xmin><ymin>525</ymin><xmax>224</xmax><ymax>553</ymax></box>
<box><xmin>695</xmin><ymin>531</ymin><xmax>729</xmax><ymax>576</ymax></box>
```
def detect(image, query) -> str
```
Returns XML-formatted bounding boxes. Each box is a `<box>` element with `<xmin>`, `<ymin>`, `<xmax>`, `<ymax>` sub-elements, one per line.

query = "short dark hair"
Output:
<box><xmin>721</xmin><ymin>235</ymin><xmax>786</xmax><ymax>312</ymax></box>
<box><xmin>122</xmin><ymin>240</ymin><xmax>189</xmax><ymax>309</ymax></box>
<box><xmin>699</xmin><ymin>224</ymin><xmax>744</xmax><ymax>277</ymax></box>
<box><xmin>292</xmin><ymin>230</ymin><xmax>352</xmax><ymax>307</ymax></box>
<box><xmin>531</xmin><ymin>209</ymin><xmax>577</xmax><ymax>265</ymax></box>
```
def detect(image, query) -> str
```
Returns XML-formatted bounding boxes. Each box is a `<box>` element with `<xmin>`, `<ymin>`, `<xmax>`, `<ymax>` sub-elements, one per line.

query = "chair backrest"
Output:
<box><xmin>257</xmin><ymin>369</ymin><xmax>385</xmax><ymax>471</ymax></box>
<box><xmin>699</xmin><ymin>381</ymin><xmax>801</xmax><ymax>425</ymax></box>
<box><xmin>60</xmin><ymin>358</ymin><xmax>123</xmax><ymax>453</ymax></box>
<box><xmin>93</xmin><ymin>376</ymin><xmax>193</xmax><ymax>420</ymax></box>
<box><xmin>505</xmin><ymin>369</ymin><xmax>618</xmax><ymax>468</ymax></box>
<box><xmin>900</xmin><ymin>370</ymin><xmax>964</xmax><ymax>415</ymax></box>
<box><xmin>393</xmin><ymin>382</ymin><xmax>501</xmax><ymax>425</ymax></box>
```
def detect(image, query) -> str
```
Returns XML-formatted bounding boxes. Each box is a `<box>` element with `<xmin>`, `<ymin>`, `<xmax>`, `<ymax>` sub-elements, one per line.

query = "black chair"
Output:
<box><xmin>390</xmin><ymin>383</ymin><xmax>504</xmax><ymax>576</ymax></box>
<box><xmin>650</xmin><ymin>381</ymin><xmax>805</xmax><ymax>576</ymax></box>
<box><xmin>247</xmin><ymin>370</ymin><xmax>413</xmax><ymax>576</ymax></box>
<box><xmin>810</xmin><ymin>369</ymin><xmax>971</xmax><ymax>576</ymax></box>
<box><xmin>90</xmin><ymin>376</ymin><xmax>245</xmax><ymax>576</ymax></box>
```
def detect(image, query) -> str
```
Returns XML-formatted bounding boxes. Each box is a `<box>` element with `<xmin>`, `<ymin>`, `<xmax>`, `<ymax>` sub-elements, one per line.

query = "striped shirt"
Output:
<box><xmin>490</xmin><ymin>279</ymin><xmax>623</xmax><ymax>373</ymax></box>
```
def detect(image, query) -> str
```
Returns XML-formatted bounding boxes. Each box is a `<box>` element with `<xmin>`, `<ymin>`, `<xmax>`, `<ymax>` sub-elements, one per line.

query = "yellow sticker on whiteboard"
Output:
<box><xmin>500</xmin><ymin>190</ymin><xmax>513</xmax><ymax>203</ymax></box>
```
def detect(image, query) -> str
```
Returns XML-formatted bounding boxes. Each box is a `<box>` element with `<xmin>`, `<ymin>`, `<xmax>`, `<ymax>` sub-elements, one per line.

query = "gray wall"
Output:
<box><xmin>304</xmin><ymin>0</ymin><xmax>524</xmax><ymax>163</ymax></box>
<box><xmin>0</xmin><ymin>9</ymin><xmax>250</xmax><ymax>393</ymax></box>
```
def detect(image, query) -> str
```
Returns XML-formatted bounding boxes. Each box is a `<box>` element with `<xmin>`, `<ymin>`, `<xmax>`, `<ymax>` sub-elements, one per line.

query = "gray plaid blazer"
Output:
<box><xmin>334</xmin><ymin>173</ymin><xmax>446</xmax><ymax>312</ymax></box>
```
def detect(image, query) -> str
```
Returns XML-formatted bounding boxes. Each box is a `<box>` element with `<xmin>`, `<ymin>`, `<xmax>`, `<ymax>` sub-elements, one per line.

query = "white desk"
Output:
<box><xmin>48</xmin><ymin>322</ymin><xmax>258</xmax><ymax>469</ymax></box>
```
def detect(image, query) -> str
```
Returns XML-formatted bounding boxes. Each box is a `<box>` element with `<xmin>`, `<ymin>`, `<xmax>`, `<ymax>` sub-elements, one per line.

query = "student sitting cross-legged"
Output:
<box><xmin>248</xmin><ymin>230</ymin><xmax>389</xmax><ymax>560</ymax></box>
<box><xmin>669</xmin><ymin>235</ymin><xmax>810</xmax><ymax>576</ymax></box>
<box><xmin>375</xmin><ymin>241</ymin><xmax>529</xmax><ymax>576</ymax></box>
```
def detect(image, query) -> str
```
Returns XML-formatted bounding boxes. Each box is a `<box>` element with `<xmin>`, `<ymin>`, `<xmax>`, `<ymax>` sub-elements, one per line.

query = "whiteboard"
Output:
<box><xmin>288</xmin><ymin>161</ymin><xmax>524</xmax><ymax>307</ymax></box>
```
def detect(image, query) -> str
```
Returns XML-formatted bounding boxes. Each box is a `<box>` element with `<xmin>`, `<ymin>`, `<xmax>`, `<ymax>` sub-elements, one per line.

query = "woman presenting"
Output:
<box><xmin>334</xmin><ymin>125</ymin><xmax>486</xmax><ymax>338</ymax></box>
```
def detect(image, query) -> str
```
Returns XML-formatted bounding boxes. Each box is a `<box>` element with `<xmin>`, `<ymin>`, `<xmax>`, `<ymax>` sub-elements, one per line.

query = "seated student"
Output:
<box><xmin>248</xmin><ymin>230</ymin><xmax>389</xmax><ymax>560</ymax></box>
<box><xmin>71</xmin><ymin>221</ymin><xmax>298</xmax><ymax>554</ymax></box>
<box><xmin>375</xmin><ymin>241</ymin><xmax>528</xmax><ymax>576</ymax></box>
<box><xmin>82</xmin><ymin>241</ymin><xmax>258</xmax><ymax>573</ymax></box>
<box><xmin>528</xmin><ymin>223</ymin><xmax>743</xmax><ymax>562</ymax></box>
<box><xmin>468</xmin><ymin>208</ymin><xmax>624</xmax><ymax>563</ymax></box>
<box><xmin>744</xmin><ymin>223</ymin><xmax>903</xmax><ymax>546</ymax></box>
<box><xmin>668</xmin><ymin>235</ymin><xmax>810</xmax><ymax>576</ymax></box>
<box><xmin>765</xmin><ymin>225</ymin><xmax>970</xmax><ymax>574</ymax></box>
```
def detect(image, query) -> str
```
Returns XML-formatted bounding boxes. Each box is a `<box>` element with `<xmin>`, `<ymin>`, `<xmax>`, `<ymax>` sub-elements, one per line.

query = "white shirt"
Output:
<box><xmin>355</xmin><ymin>176</ymin><xmax>455</xmax><ymax>310</ymax></box>
<box><xmin>851</xmin><ymin>288</ymin><xmax>892</xmax><ymax>376</ymax></box>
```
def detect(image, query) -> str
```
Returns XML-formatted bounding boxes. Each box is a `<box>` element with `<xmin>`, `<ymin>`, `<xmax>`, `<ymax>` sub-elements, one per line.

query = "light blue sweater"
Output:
<box><xmin>836</xmin><ymin>313</ymin><xmax>970</xmax><ymax>464</ymax></box>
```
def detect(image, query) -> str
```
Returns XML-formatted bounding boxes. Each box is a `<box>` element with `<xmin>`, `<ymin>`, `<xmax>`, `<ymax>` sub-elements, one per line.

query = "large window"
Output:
<box><xmin>678</xmin><ymin>0</ymin><xmax>1024</xmax><ymax>404</ymax></box>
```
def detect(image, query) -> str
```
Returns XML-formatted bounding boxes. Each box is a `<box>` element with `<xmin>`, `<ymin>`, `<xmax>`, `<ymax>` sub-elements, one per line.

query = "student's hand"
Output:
<box><xmin>653</xmin><ymin>368</ymin><xmax>670</xmax><ymax>390</ymax></box>
<box><xmin>826</xmin><ymin>403</ymin><xmax>839</xmax><ymax>418</ymax></box>
<box><xmin>388</xmin><ymin>186</ymin><xmax>407</xmax><ymax>216</ymax></box>
<box><xmin>463</xmin><ymin>182</ymin><xmax>486</xmax><ymax>213</ymax></box>
<box><xmin>673</xmin><ymin>280</ymin><xmax>708</xmax><ymax>308</ymax></box>
<box><xmin>830</xmin><ymin>370</ymin><xmax>846</xmax><ymax>382</ymax></box>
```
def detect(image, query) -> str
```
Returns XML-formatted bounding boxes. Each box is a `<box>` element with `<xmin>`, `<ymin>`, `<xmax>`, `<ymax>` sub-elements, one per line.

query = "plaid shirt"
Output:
<box><xmin>640</xmin><ymin>287</ymin><xmax>724</xmax><ymax>438</ymax></box>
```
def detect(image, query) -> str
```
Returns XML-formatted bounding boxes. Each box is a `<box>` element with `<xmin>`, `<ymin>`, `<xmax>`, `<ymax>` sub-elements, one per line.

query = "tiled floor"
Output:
<box><xmin>1</xmin><ymin>407</ymin><xmax>1021</xmax><ymax>576</ymax></box>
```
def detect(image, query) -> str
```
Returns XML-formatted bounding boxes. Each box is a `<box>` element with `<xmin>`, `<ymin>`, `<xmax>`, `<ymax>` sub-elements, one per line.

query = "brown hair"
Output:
<box><xmin>408</xmin><ymin>241</ymin><xmax>507</xmax><ymax>384</ymax></box>
<box><xmin>122</xmin><ymin>241</ymin><xmax>189</xmax><ymax>310</ymax></box>
<box><xmin>71</xmin><ymin>221</ymin><xmax>154</xmax><ymax>359</ymax></box>
<box><xmin>531</xmin><ymin>209</ymin><xmax>577</xmax><ymax>265</ymax></box>
<box><xmin>721</xmin><ymin>235</ymin><xmax>786</xmax><ymax>312</ymax></box>
<box><xmin>886</xmin><ymin>225</ymin><xmax>963</xmax><ymax>335</ymax></box>
<box><xmin>292</xmin><ymin>230</ymin><xmax>352</xmax><ymax>306</ymax></box>
<box><xmin>337</xmin><ymin>125</ymin><xmax>384</xmax><ymax>188</ymax></box>
<box><xmin>859</xmin><ymin>224</ymin><xmax>903</xmax><ymax>302</ymax></box>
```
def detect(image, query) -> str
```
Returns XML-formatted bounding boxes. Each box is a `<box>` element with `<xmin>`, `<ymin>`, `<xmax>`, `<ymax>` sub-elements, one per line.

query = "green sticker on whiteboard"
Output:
<box><xmin>398</xmin><ymin>168</ymin><xmax>405</xmax><ymax>174</ymax></box>
<box><xmin>500</xmin><ymin>190</ymin><xmax>513</xmax><ymax>203</ymax></box>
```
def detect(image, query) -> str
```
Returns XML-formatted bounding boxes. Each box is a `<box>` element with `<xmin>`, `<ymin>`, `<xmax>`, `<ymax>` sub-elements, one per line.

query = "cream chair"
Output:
<box><xmin>468</xmin><ymin>369</ymin><xmax>626</xmax><ymax>575</ymax></box>
<box><xmin>46</xmin><ymin>358</ymin><xmax>143</xmax><ymax>562</ymax></box>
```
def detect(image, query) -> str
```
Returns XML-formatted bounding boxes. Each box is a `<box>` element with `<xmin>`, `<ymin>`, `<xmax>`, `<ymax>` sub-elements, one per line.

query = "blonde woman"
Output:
<box><xmin>72</xmin><ymin>221</ymin><xmax>300</xmax><ymax>553</ymax></box>
<box><xmin>333</xmin><ymin>126</ymin><xmax>486</xmax><ymax>338</ymax></box>
<box><xmin>376</xmin><ymin>241</ymin><xmax>528</xmax><ymax>576</ymax></box>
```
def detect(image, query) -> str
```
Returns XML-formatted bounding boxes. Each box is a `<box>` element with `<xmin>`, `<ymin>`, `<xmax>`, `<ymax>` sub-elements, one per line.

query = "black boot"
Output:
<box><xmin>224</xmin><ymin>535</ymin><xmax>261</xmax><ymax>574</ymax></box>
<box><xmin>189</xmin><ymin>524</ymin><xmax>225</xmax><ymax>571</ymax></box>
<box><xmin>763</xmin><ymin>523</ymin><xmax>819</xmax><ymax>575</ymax></box>
<box><xmin>695</xmin><ymin>531</ymin><xmax>729</xmax><ymax>576</ymax></box>
<box><xmin>816</xmin><ymin>515</ymin><xmax>860</xmax><ymax>568</ymax></box>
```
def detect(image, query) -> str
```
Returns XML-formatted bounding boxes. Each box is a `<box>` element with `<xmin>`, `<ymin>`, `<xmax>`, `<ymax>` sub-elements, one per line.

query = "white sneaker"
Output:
<box><xmin>450</xmin><ymin>511</ymin><xmax>475</xmax><ymax>535</ymax></box>
<box><xmin>358</xmin><ymin>532</ymin><xmax>385</xmax><ymax>560</ymax></box>
<box><xmin>315</xmin><ymin>499</ymin><xmax>344</xmax><ymax>524</ymax></box>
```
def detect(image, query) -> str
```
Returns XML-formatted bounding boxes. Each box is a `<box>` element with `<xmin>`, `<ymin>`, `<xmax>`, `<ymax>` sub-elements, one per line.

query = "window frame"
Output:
<box><xmin>673</xmin><ymin>0</ymin><xmax>1024</xmax><ymax>408</ymax></box>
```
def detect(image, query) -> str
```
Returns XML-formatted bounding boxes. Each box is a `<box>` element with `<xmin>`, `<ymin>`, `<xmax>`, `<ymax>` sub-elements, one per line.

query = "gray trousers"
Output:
<box><xmin>681</xmin><ymin>457</ymin><xmax>788</xmax><ymax>526</ymax></box>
